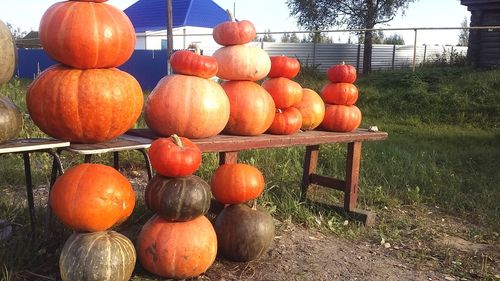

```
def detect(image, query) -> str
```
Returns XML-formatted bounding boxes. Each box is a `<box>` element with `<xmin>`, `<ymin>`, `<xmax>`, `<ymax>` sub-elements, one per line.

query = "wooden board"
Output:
<box><xmin>0</xmin><ymin>138</ymin><xmax>70</xmax><ymax>154</ymax></box>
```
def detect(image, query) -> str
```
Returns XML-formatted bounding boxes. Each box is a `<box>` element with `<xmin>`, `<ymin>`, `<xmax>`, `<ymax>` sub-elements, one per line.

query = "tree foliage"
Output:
<box><xmin>457</xmin><ymin>17</ymin><xmax>469</xmax><ymax>46</ymax></box>
<box><xmin>281</xmin><ymin>32</ymin><xmax>300</xmax><ymax>43</ymax></box>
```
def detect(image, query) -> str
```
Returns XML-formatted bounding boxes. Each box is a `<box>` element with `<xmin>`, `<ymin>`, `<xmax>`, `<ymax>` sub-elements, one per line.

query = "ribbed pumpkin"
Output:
<box><xmin>145</xmin><ymin>175</ymin><xmax>211</xmax><ymax>221</ymax></box>
<box><xmin>261</xmin><ymin>77</ymin><xmax>303</xmax><ymax>109</ymax></box>
<box><xmin>215</xmin><ymin>203</ymin><xmax>275</xmax><ymax>262</ymax></box>
<box><xmin>50</xmin><ymin>163</ymin><xmax>135</xmax><ymax>232</ymax></box>
<box><xmin>60</xmin><ymin>231</ymin><xmax>136</xmax><ymax>281</ymax></box>
<box><xmin>268</xmin><ymin>55</ymin><xmax>300</xmax><ymax>79</ymax></box>
<box><xmin>170</xmin><ymin>50</ymin><xmax>218</xmax><ymax>79</ymax></box>
<box><xmin>213</xmin><ymin>45</ymin><xmax>271</xmax><ymax>81</ymax></box>
<box><xmin>327</xmin><ymin>62</ymin><xmax>357</xmax><ymax>83</ymax></box>
<box><xmin>294</xmin><ymin>88</ymin><xmax>325</xmax><ymax>130</ymax></box>
<box><xmin>321</xmin><ymin>82</ymin><xmax>359</xmax><ymax>105</ymax></box>
<box><xmin>221</xmin><ymin>81</ymin><xmax>275</xmax><ymax>136</ymax></box>
<box><xmin>137</xmin><ymin>215</ymin><xmax>217</xmax><ymax>279</ymax></box>
<box><xmin>26</xmin><ymin>64</ymin><xmax>143</xmax><ymax>144</ymax></box>
<box><xmin>148</xmin><ymin>135</ymin><xmax>202</xmax><ymax>177</ymax></box>
<box><xmin>145</xmin><ymin>74</ymin><xmax>230</xmax><ymax>139</ymax></box>
<box><xmin>267</xmin><ymin>107</ymin><xmax>303</xmax><ymax>135</ymax></box>
<box><xmin>39</xmin><ymin>1</ymin><xmax>135</xmax><ymax>69</ymax></box>
<box><xmin>321</xmin><ymin>104</ymin><xmax>362</xmax><ymax>132</ymax></box>
<box><xmin>0</xmin><ymin>20</ymin><xmax>17</xmax><ymax>84</ymax></box>
<box><xmin>212</xmin><ymin>13</ymin><xmax>256</xmax><ymax>46</ymax></box>
<box><xmin>0</xmin><ymin>95</ymin><xmax>22</xmax><ymax>143</ymax></box>
<box><xmin>211</xmin><ymin>163</ymin><xmax>265</xmax><ymax>204</ymax></box>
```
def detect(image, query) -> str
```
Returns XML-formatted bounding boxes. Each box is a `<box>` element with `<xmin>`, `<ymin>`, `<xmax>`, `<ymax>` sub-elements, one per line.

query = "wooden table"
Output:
<box><xmin>127</xmin><ymin>128</ymin><xmax>388</xmax><ymax>226</ymax></box>
<box><xmin>0</xmin><ymin>138</ymin><xmax>69</xmax><ymax>236</ymax></box>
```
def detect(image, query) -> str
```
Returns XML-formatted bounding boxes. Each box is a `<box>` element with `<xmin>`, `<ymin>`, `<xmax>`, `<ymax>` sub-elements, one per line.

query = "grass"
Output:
<box><xmin>1</xmin><ymin>66</ymin><xmax>499</xmax><ymax>280</ymax></box>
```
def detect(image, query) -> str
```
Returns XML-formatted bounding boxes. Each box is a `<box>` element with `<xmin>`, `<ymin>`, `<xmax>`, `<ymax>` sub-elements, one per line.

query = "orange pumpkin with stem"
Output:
<box><xmin>321</xmin><ymin>82</ymin><xmax>359</xmax><ymax>105</ymax></box>
<box><xmin>212</xmin><ymin>10</ymin><xmax>256</xmax><ymax>46</ymax></box>
<box><xmin>321</xmin><ymin>104</ymin><xmax>362</xmax><ymax>132</ymax></box>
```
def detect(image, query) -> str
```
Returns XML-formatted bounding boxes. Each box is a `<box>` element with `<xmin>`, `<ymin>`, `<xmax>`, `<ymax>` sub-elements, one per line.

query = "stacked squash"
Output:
<box><xmin>320</xmin><ymin>62</ymin><xmax>362</xmax><ymax>132</ymax></box>
<box><xmin>50</xmin><ymin>164</ymin><xmax>136</xmax><ymax>281</ymax></box>
<box><xmin>144</xmin><ymin>47</ymin><xmax>229</xmax><ymax>139</ymax></box>
<box><xmin>137</xmin><ymin>135</ymin><xmax>217</xmax><ymax>279</ymax></box>
<box><xmin>211</xmin><ymin>163</ymin><xmax>275</xmax><ymax>261</ymax></box>
<box><xmin>27</xmin><ymin>0</ymin><xmax>143</xmax><ymax>143</ymax></box>
<box><xmin>212</xmin><ymin>12</ymin><xmax>275</xmax><ymax>136</ymax></box>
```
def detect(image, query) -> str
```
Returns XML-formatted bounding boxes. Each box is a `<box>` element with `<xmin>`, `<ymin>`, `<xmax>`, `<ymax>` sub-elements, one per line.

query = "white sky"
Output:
<box><xmin>0</xmin><ymin>0</ymin><xmax>470</xmax><ymax>46</ymax></box>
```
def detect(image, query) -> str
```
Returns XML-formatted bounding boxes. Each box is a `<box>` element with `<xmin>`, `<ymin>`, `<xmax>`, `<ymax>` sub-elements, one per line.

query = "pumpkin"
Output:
<box><xmin>145</xmin><ymin>175</ymin><xmax>211</xmax><ymax>222</ymax></box>
<box><xmin>39</xmin><ymin>1</ymin><xmax>135</xmax><ymax>69</ymax></box>
<box><xmin>137</xmin><ymin>215</ymin><xmax>217</xmax><ymax>279</ymax></box>
<box><xmin>26</xmin><ymin>64</ymin><xmax>143</xmax><ymax>144</ymax></box>
<box><xmin>148</xmin><ymin>135</ymin><xmax>202</xmax><ymax>177</ymax></box>
<box><xmin>261</xmin><ymin>77</ymin><xmax>303</xmax><ymax>109</ymax></box>
<box><xmin>60</xmin><ymin>231</ymin><xmax>136</xmax><ymax>281</ymax></box>
<box><xmin>215</xmin><ymin>203</ymin><xmax>275</xmax><ymax>262</ymax></box>
<box><xmin>327</xmin><ymin>62</ymin><xmax>357</xmax><ymax>83</ymax></box>
<box><xmin>294</xmin><ymin>88</ymin><xmax>325</xmax><ymax>130</ymax></box>
<box><xmin>0</xmin><ymin>95</ymin><xmax>22</xmax><ymax>143</ymax></box>
<box><xmin>211</xmin><ymin>163</ymin><xmax>265</xmax><ymax>204</ymax></box>
<box><xmin>145</xmin><ymin>74</ymin><xmax>230</xmax><ymax>139</ymax></box>
<box><xmin>212</xmin><ymin>11</ymin><xmax>256</xmax><ymax>46</ymax></box>
<box><xmin>221</xmin><ymin>81</ymin><xmax>275</xmax><ymax>136</ymax></box>
<box><xmin>320</xmin><ymin>104</ymin><xmax>362</xmax><ymax>132</ymax></box>
<box><xmin>69</xmin><ymin>0</ymin><xmax>108</xmax><ymax>2</ymax></box>
<box><xmin>213</xmin><ymin>45</ymin><xmax>271</xmax><ymax>81</ymax></box>
<box><xmin>50</xmin><ymin>163</ymin><xmax>135</xmax><ymax>232</ymax></box>
<box><xmin>0</xmin><ymin>20</ymin><xmax>17</xmax><ymax>84</ymax></box>
<box><xmin>268</xmin><ymin>55</ymin><xmax>300</xmax><ymax>79</ymax></box>
<box><xmin>170</xmin><ymin>50</ymin><xmax>218</xmax><ymax>79</ymax></box>
<box><xmin>321</xmin><ymin>82</ymin><xmax>359</xmax><ymax>105</ymax></box>
<box><xmin>267</xmin><ymin>107</ymin><xmax>302</xmax><ymax>135</ymax></box>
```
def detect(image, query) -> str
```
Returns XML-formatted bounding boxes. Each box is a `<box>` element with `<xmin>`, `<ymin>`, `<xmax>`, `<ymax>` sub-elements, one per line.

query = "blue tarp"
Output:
<box><xmin>124</xmin><ymin>0</ymin><xmax>229</xmax><ymax>32</ymax></box>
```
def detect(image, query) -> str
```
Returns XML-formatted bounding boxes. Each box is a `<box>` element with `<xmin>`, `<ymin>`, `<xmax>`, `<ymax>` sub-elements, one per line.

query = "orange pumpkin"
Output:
<box><xmin>39</xmin><ymin>1</ymin><xmax>135</xmax><ymax>69</ymax></box>
<box><xmin>137</xmin><ymin>215</ymin><xmax>217</xmax><ymax>279</ymax></box>
<box><xmin>26</xmin><ymin>64</ymin><xmax>143</xmax><ymax>143</ymax></box>
<box><xmin>261</xmin><ymin>77</ymin><xmax>303</xmax><ymax>109</ymax></box>
<box><xmin>213</xmin><ymin>45</ymin><xmax>271</xmax><ymax>81</ymax></box>
<box><xmin>321</xmin><ymin>82</ymin><xmax>359</xmax><ymax>105</ymax></box>
<box><xmin>145</xmin><ymin>74</ymin><xmax>230</xmax><ymax>139</ymax></box>
<box><xmin>211</xmin><ymin>164</ymin><xmax>265</xmax><ymax>204</ymax></box>
<box><xmin>50</xmin><ymin>164</ymin><xmax>135</xmax><ymax>232</ymax></box>
<box><xmin>267</xmin><ymin>107</ymin><xmax>303</xmax><ymax>135</ymax></box>
<box><xmin>268</xmin><ymin>55</ymin><xmax>300</xmax><ymax>79</ymax></box>
<box><xmin>327</xmin><ymin>62</ymin><xmax>357</xmax><ymax>83</ymax></box>
<box><xmin>170</xmin><ymin>50</ymin><xmax>218</xmax><ymax>79</ymax></box>
<box><xmin>221</xmin><ymin>81</ymin><xmax>275</xmax><ymax>136</ymax></box>
<box><xmin>294</xmin><ymin>88</ymin><xmax>325</xmax><ymax>130</ymax></box>
<box><xmin>212</xmin><ymin>14</ymin><xmax>256</xmax><ymax>46</ymax></box>
<box><xmin>321</xmin><ymin>104</ymin><xmax>362</xmax><ymax>132</ymax></box>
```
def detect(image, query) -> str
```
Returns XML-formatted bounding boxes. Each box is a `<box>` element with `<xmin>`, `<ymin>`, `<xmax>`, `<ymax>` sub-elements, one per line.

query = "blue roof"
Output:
<box><xmin>124</xmin><ymin>0</ymin><xmax>230</xmax><ymax>32</ymax></box>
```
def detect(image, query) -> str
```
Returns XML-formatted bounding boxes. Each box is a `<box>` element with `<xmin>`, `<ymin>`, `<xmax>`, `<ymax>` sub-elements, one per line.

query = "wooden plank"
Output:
<box><xmin>345</xmin><ymin>142</ymin><xmax>361</xmax><ymax>211</ymax></box>
<box><xmin>0</xmin><ymin>139</ymin><xmax>70</xmax><ymax>154</ymax></box>
<box><xmin>67</xmin><ymin>135</ymin><xmax>152</xmax><ymax>154</ymax></box>
<box><xmin>301</xmin><ymin>145</ymin><xmax>319</xmax><ymax>201</ymax></box>
<box><xmin>306</xmin><ymin>199</ymin><xmax>375</xmax><ymax>226</ymax></box>
<box><xmin>309</xmin><ymin>174</ymin><xmax>345</xmax><ymax>192</ymax></box>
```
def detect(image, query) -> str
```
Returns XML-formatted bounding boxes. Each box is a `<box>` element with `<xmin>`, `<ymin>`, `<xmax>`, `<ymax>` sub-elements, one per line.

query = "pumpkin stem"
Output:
<box><xmin>193</xmin><ymin>44</ymin><xmax>201</xmax><ymax>55</ymax></box>
<box><xmin>276</xmin><ymin>109</ymin><xmax>282</xmax><ymax>114</ymax></box>
<box><xmin>341</xmin><ymin>61</ymin><xmax>345</xmax><ymax>65</ymax></box>
<box><xmin>171</xmin><ymin>134</ymin><xmax>184</xmax><ymax>149</ymax></box>
<box><xmin>251</xmin><ymin>199</ymin><xmax>257</xmax><ymax>210</ymax></box>
<box><xmin>225</xmin><ymin>9</ymin><xmax>235</xmax><ymax>22</ymax></box>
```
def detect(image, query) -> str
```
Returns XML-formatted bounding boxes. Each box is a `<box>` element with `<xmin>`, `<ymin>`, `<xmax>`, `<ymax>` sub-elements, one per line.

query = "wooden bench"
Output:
<box><xmin>126</xmin><ymin>128</ymin><xmax>388</xmax><ymax>226</ymax></box>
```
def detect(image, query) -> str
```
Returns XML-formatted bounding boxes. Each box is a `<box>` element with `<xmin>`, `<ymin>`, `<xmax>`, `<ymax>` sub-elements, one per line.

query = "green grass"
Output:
<box><xmin>1</xmin><ymin>66</ymin><xmax>499</xmax><ymax>280</ymax></box>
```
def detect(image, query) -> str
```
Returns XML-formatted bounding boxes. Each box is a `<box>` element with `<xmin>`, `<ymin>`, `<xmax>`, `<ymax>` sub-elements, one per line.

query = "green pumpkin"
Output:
<box><xmin>215</xmin><ymin>203</ymin><xmax>275</xmax><ymax>262</ymax></box>
<box><xmin>145</xmin><ymin>175</ymin><xmax>212</xmax><ymax>221</ymax></box>
<box><xmin>59</xmin><ymin>231</ymin><xmax>136</xmax><ymax>281</ymax></box>
<box><xmin>0</xmin><ymin>20</ymin><xmax>17</xmax><ymax>84</ymax></box>
<box><xmin>0</xmin><ymin>95</ymin><xmax>22</xmax><ymax>143</ymax></box>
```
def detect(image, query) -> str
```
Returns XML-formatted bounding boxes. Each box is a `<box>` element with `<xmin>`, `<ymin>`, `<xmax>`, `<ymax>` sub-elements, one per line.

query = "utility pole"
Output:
<box><xmin>166</xmin><ymin>0</ymin><xmax>173</xmax><ymax>74</ymax></box>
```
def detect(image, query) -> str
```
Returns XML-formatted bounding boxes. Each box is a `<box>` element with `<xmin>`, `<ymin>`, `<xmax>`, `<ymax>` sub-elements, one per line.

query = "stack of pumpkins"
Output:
<box><xmin>27</xmin><ymin>0</ymin><xmax>143</xmax><ymax>144</ymax></box>
<box><xmin>320</xmin><ymin>62</ymin><xmax>362</xmax><ymax>132</ymax></box>
<box><xmin>211</xmin><ymin>163</ymin><xmax>275</xmax><ymax>262</ymax></box>
<box><xmin>212</xmin><ymin>12</ymin><xmax>276</xmax><ymax>136</ymax></box>
<box><xmin>137</xmin><ymin>135</ymin><xmax>217</xmax><ymax>279</ymax></box>
<box><xmin>144</xmin><ymin>47</ymin><xmax>230</xmax><ymax>139</ymax></box>
<box><xmin>263</xmin><ymin>56</ymin><xmax>304</xmax><ymax>135</ymax></box>
<box><xmin>0</xmin><ymin>19</ymin><xmax>22</xmax><ymax>144</ymax></box>
<box><xmin>50</xmin><ymin>163</ymin><xmax>136</xmax><ymax>281</ymax></box>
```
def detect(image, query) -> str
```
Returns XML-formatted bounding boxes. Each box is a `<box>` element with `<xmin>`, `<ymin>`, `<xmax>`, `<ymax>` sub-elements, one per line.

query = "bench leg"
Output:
<box><xmin>22</xmin><ymin>152</ymin><xmax>36</xmax><ymax>238</ymax></box>
<box><xmin>301</xmin><ymin>145</ymin><xmax>319</xmax><ymax>202</ymax></box>
<box><xmin>46</xmin><ymin>150</ymin><xmax>65</xmax><ymax>235</ymax></box>
<box><xmin>113</xmin><ymin>152</ymin><xmax>120</xmax><ymax>170</ymax></box>
<box><xmin>84</xmin><ymin>154</ymin><xmax>92</xmax><ymax>163</ymax></box>
<box><xmin>138</xmin><ymin>148</ymin><xmax>153</xmax><ymax>181</ymax></box>
<box><xmin>345</xmin><ymin>142</ymin><xmax>361</xmax><ymax>211</ymax></box>
<box><xmin>219</xmin><ymin>151</ymin><xmax>238</xmax><ymax>165</ymax></box>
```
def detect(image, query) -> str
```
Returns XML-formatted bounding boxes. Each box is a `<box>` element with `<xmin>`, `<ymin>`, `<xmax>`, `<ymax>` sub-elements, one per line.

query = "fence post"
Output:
<box><xmin>312</xmin><ymin>40</ymin><xmax>317</xmax><ymax>67</ymax></box>
<box><xmin>412</xmin><ymin>28</ymin><xmax>418</xmax><ymax>72</ymax></box>
<box><xmin>391</xmin><ymin>45</ymin><xmax>396</xmax><ymax>69</ymax></box>
<box><xmin>356</xmin><ymin>44</ymin><xmax>361</xmax><ymax>73</ymax></box>
<box><xmin>423</xmin><ymin>44</ymin><xmax>427</xmax><ymax>65</ymax></box>
<box><xmin>450</xmin><ymin>46</ymin><xmax>454</xmax><ymax>64</ymax></box>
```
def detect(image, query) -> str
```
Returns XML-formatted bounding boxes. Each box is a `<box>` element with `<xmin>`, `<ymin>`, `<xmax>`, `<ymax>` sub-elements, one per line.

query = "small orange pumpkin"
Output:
<box><xmin>321</xmin><ymin>82</ymin><xmax>359</xmax><ymax>105</ymax></box>
<box><xmin>170</xmin><ymin>50</ymin><xmax>218</xmax><ymax>79</ymax></box>
<box><xmin>326</xmin><ymin>62</ymin><xmax>357</xmax><ymax>83</ymax></box>
<box><xmin>267</xmin><ymin>107</ymin><xmax>303</xmax><ymax>135</ymax></box>
<box><xmin>211</xmin><ymin>164</ymin><xmax>265</xmax><ymax>204</ymax></box>
<box><xmin>212</xmin><ymin>12</ymin><xmax>256</xmax><ymax>46</ymax></box>
<box><xmin>261</xmin><ymin>77</ymin><xmax>303</xmax><ymax>109</ymax></box>
<box><xmin>321</xmin><ymin>104</ymin><xmax>362</xmax><ymax>132</ymax></box>
<box><xmin>294</xmin><ymin>88</ymin><xmax>325</xmax><ymax>130</ymax></box>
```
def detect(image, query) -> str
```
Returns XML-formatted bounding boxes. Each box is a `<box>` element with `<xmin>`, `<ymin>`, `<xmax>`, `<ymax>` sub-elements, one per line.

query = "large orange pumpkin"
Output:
<box><xmin>50</xmin><ymin>163</ymin><xmax>135</xmax><ymax>232</ymax></box>
<box><xmin>321</xmin><ymin>104</ymin><xmax>362</xmax><ymax>132</ymax></box>
<box><xmin>321</xmin><ymin>82</ymin><xmax>359</xmax><ymax>105</ymax></box>
<box><xmin>261</xmin><ymin>77</ymin><xmax>303</xmax><ymax>109</ymax></box>
<box><xmin>144</xmin><ymin>74</ymin><xmax>230</xmax><ymax>138</ymax></box>
<box><xmin>27</xmin><ymin>64</ymin><xmax>143</xmax><ymax>144</ymax></box>
<box><xmin>39</xmin><ymin>1</ymin><xmax>135</xmax><ymax>69</ymax></box>
<box><xmin>213</xmin><ymin>45</ymin><xmax>271</xmax><ymax>81</ymax></box>
<box><xmin>221</xmin><ymin>81</ymin><xmax>275</xmax><ymax>136</ymax></box>
<box><xmin>211</xmin><ymin>164</ymin><xmax>265</xmax><ymax>204</ymax></box>
<box><xmin>137</xmin><ymin>215</ymin><xmax>217</xmax><ymax>279</ymax></box>
<box><xmin>294</xmin><ymin>88</ymin><xmax>325</xmax><ymax>130</ymax></box>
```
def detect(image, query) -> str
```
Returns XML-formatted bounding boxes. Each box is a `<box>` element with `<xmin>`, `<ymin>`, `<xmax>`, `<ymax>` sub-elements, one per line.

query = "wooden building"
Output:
<box><xmin>461</xmin><ymin>0</ymin><xmax>500</xmax><ymax>68</ymax></box>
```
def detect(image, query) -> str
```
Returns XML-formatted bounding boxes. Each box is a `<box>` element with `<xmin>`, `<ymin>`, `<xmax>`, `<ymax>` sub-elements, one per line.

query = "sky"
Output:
<box><xmin>0</xmin><ymin>0</ymin><xmax>470</xmax><ymax>46</ymax></box>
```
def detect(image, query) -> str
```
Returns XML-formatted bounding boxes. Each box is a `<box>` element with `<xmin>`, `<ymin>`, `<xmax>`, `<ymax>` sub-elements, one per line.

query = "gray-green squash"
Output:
<box><xmin>0</xmin><ymin>95</ymin><xmax>22</xmax><ymax>143</ymax></box>
<box><xmin>0</xmin><ymin>19</ymin><xmax>17</xmax><ymax>84</ymax></box>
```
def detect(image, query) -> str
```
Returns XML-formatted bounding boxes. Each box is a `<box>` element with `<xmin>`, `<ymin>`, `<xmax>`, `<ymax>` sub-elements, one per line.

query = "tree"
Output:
<box><xmin>384</xmin><ymin>33</ymin><xmax>405</xmax><ymax>45</ymax></box>
<box><xmin>287</xmin><ymin>0</ymin><xmax>416</xmax><ymax>74</ymax></box>
<box><xmin>255</xmin><ymin>29</ymin><xmax>276</xmax><ymax>42</ymax></box>
<box><xmin>6</xmin><ymin>22</ymin><xmax>27</xmax><ymax>39</ymax></box>
<box><xmin>281</xmin><ymin>32</ymin><xmax>300</xmax><ymax>43</ymax></box>
<box><xmin>458</xmin><ymin>17</ymin><xmax>469</xmax><ymax>46</ymax></box>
